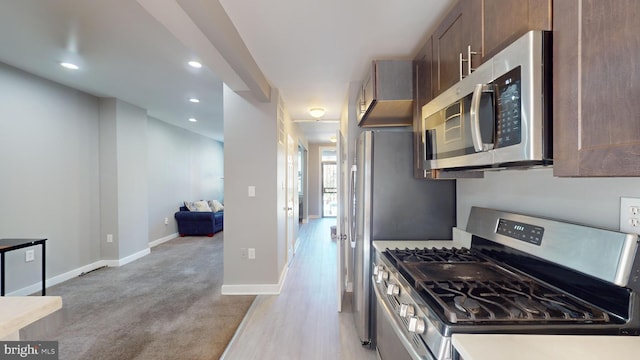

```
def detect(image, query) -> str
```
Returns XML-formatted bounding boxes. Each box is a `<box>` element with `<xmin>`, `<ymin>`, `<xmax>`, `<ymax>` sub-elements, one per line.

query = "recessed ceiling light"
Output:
<box><xmin>188</xmin><ymin>118</ymin><xmax>197</xmax><ymax>122</ymax></box>
<box><xmin>188</xmin><ymin>61</ymin><xmax>202</xmax><ymax>69</ymax></box>
<box><xmin>60</xmin><ymin>62</ymin><xmax>79</xmax><ymax>70</ymax></box>
<box><xmin>189</xmin><ymin>98</ymin><xmax>200</xmax><ymax>103</ymax></box>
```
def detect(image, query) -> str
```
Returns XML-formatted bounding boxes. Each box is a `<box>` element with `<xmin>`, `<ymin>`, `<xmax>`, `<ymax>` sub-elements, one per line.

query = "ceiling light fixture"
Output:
<box><xmin>60</xmin><ymin>62</ymin><xmax>79</xmax><ymax>70</ymax></box>
<box><xmin>309</xmin><ymin>107</ymin><xmax>325</xmax><ymax>118</ymax></box>
<box><xmin>329</xmin><ymin>136</ymin><xmax>337</xmax><ymax>143</ymax></box>
<box><xmin>188</xmin><ymin>118</ymin><xmax>197</xmax><ymax>122</ymax></box>
<box><xmin>189</xmin><ymin>98</ymin><xmax>200</xmax><ymax>103</ymax></box>
<box><xmin>188</xmin><ymin>61</ymin><xmax>202</xmax><ymax>69</ymax></box>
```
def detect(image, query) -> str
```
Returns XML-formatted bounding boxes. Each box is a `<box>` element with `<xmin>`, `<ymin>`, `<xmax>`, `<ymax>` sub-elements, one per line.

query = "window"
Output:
<box><xmin>321</xmin><ymin>148</ymin><xmax>337</xmax><ymax>217</ymax></box>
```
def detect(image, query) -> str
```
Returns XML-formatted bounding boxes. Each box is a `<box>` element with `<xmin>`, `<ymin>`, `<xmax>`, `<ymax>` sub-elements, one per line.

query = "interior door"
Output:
<box><xmin>336</xmin><ymin>129</ymin><xmax>345</xmax><ymax>312</ymax></box>
<box><xmin>286</xmin><ymin>134</ymin><xmax>296</xmax><ymax>263</ymax></box>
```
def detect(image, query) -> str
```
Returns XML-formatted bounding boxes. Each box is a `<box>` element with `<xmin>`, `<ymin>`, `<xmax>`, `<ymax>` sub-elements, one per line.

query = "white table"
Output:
<box><xmin>0</xmin><ymin>296</ymin><xmax>62</xmax><ymax>340</ymax></box>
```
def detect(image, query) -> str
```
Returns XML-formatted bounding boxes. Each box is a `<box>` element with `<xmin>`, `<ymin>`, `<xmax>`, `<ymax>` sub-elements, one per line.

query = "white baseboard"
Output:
<box><xmin>104</xmin><ymin>248</ymin><xmax>151</xmax><ymax>267</ymax></box>
<box><xmin>7</xmin><ymin>260</ymin><xmax>110</xmax><ymax>296</ymax></box>
<box><xmin>294</xmin><ymin>237</ymin><xmax>301</xmax><ymax>255</ymax></box>
<box><xmin>221</xmin><ymin>265</ymin><xmax>289</xmax><ymax>295</ymax></box>
<box><xmin>7</xmin><ymin>248</ymin><xmax>151</xmax><ymax>296</ymax></box>
<box><xmin>149</xmin><ymin>232</ymin><xmax>179</xmax><ymax>248</ymax></box>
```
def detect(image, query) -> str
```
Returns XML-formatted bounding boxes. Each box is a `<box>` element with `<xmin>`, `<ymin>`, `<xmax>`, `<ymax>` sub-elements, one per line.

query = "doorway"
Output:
<box><xmin>298</xmin><ymin>144</ymin><xmax>307</xmax><ymax>223</ymax></box>
<box><xmin>321</xmin><ymin>148</ymin><xmax>337</xmax><ymax>217</ymax></box>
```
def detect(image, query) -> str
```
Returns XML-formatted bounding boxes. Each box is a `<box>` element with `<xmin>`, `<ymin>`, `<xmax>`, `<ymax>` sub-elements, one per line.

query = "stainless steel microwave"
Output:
<box><xmin>422</xmin><ymin>30</ymin><xmax>552</xmax><ymax>171</ymax></box>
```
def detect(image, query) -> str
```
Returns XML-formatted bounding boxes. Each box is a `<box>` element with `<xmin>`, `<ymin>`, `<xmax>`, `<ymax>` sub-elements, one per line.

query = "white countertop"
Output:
<box><xmin>0</xmin><ymin>296</ymin><xmax>62</xmax><ymax>339</ymax></box>
<box><xmin>452</xmin><ymin>334</ymin><xmax>640</xmax><ymax>360</ymax></box>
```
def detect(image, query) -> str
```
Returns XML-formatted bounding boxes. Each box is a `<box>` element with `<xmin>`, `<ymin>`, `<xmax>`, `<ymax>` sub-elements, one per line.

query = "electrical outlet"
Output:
<box><xmin>25</xmin><ymin>249</ymin><xmax>35</xmax><ymax>262</ymax></box>
<box><xmin>248</xmin><ymin>248</ymin><xmax>256</xmax><ymax>260</ymax></box>
<box><xmin>241</xmin><ymin>248</ymin><xmax>248</xmax><ymax>258</ymax></box>
<box><xmin>164</xmin><ymin>217</ymin><xmax>169</xmax><ymax>225</ymax></box>
<box><xmin>620</xmin><ymin>197</ymin><xmax>640</xmax><ymax>234</ymax></box>
<box><xmin>107</xmin><ymin>234</ymin><xmax>113</xmax><ymax>243</ymax></box>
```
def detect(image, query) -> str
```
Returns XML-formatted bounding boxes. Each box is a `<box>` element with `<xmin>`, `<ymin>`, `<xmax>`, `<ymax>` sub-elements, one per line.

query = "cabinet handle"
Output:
<box><xmin>467</xmin><ymin>45</ymin><xmax>477</xmax><ymax>75</ymax></box>
<box><xmin>460</xmin><ymin>46</ymin><xmax>478</xmax><ymax>80</ymax></box>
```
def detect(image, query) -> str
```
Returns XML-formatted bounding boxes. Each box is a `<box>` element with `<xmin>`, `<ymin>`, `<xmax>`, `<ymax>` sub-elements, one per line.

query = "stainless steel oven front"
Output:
<box><xmin>372</xmin><ymin>250</ymin><xmax>446</xmax><ymax>360</ymax></box>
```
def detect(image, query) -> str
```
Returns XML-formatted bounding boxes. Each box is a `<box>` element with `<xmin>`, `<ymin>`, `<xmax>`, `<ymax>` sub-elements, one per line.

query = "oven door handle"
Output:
<box><xmin>372</xmin><ymin>281</ymin><xmax>435</xmax><ymax>360</ymax></box>
<box><xmin>469</xmin><ymin>83</ymin><xmax>495</xmax><ymax>153</ymax></box>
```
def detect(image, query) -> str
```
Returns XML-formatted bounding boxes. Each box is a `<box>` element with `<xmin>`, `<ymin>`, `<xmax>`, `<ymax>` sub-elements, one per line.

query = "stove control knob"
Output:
<box><xmin>408</xmin><ymin>317</ymin><xmax>426</xmax><ymax>334</ymax></box>
<box><xmin>386</xmin><ymin>284</ymin><xmax>400</xmax><ymax>296</ymax></box>
<box><xmin>399</xmin><ymin>303</ymin><xmax>415</xmax><ymax>318</ymax></box>
<box><xmin>376</xmin><ymin>270</ymin><xmax>389</xmax><ymax>283</ymax></box>
<box><xmin>373</xmin><ymin>265</ymin><xmax>384</xmax><ymax>276</ymax></box>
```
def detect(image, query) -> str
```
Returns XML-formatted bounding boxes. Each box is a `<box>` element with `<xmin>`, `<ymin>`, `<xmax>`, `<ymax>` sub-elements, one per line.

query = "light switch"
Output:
<box><xmin>248</xmin><ymin>186</ymin><xmax>256</xmax><ymax>197</ymax></box>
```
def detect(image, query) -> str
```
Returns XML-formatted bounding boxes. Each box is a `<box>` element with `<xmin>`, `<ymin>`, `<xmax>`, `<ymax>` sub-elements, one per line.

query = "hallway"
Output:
<box><xmin>222</xmin><ymin>218</ymin><xmax>377</xmax><ymax>359</ymax></box>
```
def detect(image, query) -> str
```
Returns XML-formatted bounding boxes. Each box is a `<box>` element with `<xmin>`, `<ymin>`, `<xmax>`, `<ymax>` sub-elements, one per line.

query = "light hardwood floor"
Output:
<box><xmin>221</xmin><ymin>218</ymin><xmax>378</xmax><ymax>360</ymax></box>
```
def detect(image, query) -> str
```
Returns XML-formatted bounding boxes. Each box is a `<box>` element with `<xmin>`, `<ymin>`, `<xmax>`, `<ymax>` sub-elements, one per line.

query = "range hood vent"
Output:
<box><xmin>356</xmin><ymin>60</ymin><xmax>413</xmax><ymax>127</ymax></box>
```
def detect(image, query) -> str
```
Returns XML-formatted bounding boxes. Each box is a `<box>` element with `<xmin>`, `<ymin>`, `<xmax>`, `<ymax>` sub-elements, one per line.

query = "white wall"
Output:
<box><xmin>457</xmin><ymin>167</ymin><xmax>640</xmax><ymax>231</ymax></box>
<box><xmin>99</xmin><ymin>98</ymin><xmax>149</xmax><ymax>260</ymax></box>
<box><xmin>99</xmin><ymin>98</ymin><xmax>120</xmax><ymax>260</ymax></box>
<box><xmin>0</xmin><ymin>62</ymin><xmax>101</xmax><ymax>291</ymax></box>
<box><xmin>0</xmin><ymin>61</ymin><xmax>223</xmax><ymax>294</ymax></box>
<box><xmin>115</xmin><ymin>100</ymin><xmax>149</xmax><ymax>258</ymax></box>
<box><xmin>223</xmin><ymin>84</ymin><xmax>283</xmax><ymax>289</ymax></box>
<box><xmin>147</xmin><ymin>117</ymin><xmax>224</xmax><ymax>241</ymax></box>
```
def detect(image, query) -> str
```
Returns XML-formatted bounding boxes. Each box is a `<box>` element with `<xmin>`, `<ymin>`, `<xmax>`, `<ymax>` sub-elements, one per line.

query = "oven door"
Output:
<box><xmin>373</xmin><ymin>281</ymin><xmax>433</xmax><ymax>360</ymax></box>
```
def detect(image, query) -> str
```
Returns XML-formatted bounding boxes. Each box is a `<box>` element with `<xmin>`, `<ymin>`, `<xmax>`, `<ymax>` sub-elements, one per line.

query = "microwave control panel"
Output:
<box><xmin>495</xmin><ymin>66</ymin><xmax>522</xmax><ymax>148</ymax></box>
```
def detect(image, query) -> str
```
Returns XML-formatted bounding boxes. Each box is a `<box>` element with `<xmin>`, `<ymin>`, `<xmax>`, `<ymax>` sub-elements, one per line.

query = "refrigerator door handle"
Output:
<box><xmin>349</xmin><ymin>165</ymin><xmax>357</xmax><ymax>249</ymax></box>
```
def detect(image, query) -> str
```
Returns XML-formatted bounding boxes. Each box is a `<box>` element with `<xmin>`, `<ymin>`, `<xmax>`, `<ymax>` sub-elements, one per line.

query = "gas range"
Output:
<box><xmin>372</xmin><ymin>207</ymin><xmax>640</xmax><ymax>360</ymax></box>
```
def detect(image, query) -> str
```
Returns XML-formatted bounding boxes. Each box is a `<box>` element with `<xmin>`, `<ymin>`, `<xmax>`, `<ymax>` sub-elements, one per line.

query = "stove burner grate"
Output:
<box><xmin>387</xmin><ymin>247</ymin><xmax>483</xmax><ymax>264</ymax></box>
<box><xmin>418</xmin><ymin>279</ymin><xmax>613</xmax><ymax>324</ymax></box>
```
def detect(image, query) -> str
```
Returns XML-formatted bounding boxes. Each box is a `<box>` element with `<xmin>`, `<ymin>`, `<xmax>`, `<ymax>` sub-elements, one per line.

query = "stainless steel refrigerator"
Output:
<box><xmin>350</xmin><ymin>130</ymin><xmax>456</xmax><ymax>346</ymax></box>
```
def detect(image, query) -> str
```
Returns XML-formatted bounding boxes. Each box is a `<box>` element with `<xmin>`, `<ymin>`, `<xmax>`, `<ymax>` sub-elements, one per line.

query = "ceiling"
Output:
<box><xmin>0</xmin><ymin>0</ymin><xmax>455</xmax><ymax>144</ymax></box>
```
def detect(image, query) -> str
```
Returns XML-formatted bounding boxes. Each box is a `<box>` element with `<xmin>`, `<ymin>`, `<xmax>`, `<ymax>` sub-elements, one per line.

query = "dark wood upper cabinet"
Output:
<box><xmin>431</xmin><ymin>0</ymin><xmax>481</xmax><ymax>98</ymax></box>
<box><xmin>413</xmin><ymin>38</ymin><xmax>432</xmax><ymax>179</ymax></box>
<box><xmin>553</xmin><ymin>0</ymin><xmax>640</xmax><ymax>177</ymax></box>
<box><xmin>481</xmin><ymin>0</ymin><xmax>552</xmax><ymax>62</ymax></box>
<box><xmin>416</xmin><ymin>0</ymin><xmax>640</xmax><ymax>178</ymax></box>
<box><xmin>431</xmin><ymin>0</ymin><xmax>551</xmax><ymax>98</ymax></box>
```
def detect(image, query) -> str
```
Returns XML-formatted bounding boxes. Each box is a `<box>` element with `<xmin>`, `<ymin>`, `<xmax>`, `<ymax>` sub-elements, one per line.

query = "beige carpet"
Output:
<box><xmin>23</xmin><ymin>232</ymin><xmax>254</xmax><ymax>360</ymax></box>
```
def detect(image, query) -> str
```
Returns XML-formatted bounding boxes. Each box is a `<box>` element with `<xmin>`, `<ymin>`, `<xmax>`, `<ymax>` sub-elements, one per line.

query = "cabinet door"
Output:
<box><xmin>363</xmin><ymin>68</ymin><xmax>374</xmax><ymax>113</ymax></box>
<box><xmin>553</xmin><ymin>0</ymin><xmax>640</xmax><ymax>176</ymax></box>
<box><xmin>432</xmin><ymin>1</ymin><xmax>465</xmax><ymax>97</ymax></box>
<box><xmin>356</xmin><ymin>84</ymin><xmax>365</xmax><ymax>123</ymax></box>
<box><xmin>413</xmin><ymin>38</ymin><xmax>432</xmax><ymax>179</ymax></box>
<box><xmin>481</xmin><ymin>0</ymin><xmax>552</xmax><ymax>62</ymax></box>
<box><xmin>432</xmin><ymin>0</ymin><xmax>481</xmax><ymax>97</ymax></box>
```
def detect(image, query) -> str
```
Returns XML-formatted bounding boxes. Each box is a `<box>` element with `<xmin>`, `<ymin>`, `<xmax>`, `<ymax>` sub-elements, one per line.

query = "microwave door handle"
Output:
<box><xmin>470</xmin><ymin>84</ymin><xmax>494</xmax><ymax>152</ymax></box>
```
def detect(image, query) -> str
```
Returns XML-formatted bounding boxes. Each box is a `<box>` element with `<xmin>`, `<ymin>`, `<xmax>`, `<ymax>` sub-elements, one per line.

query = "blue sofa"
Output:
<box><xmin>174</xmin><ymin>206</ymin><xmax>223</xmax><ymax>237</ymax></box>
